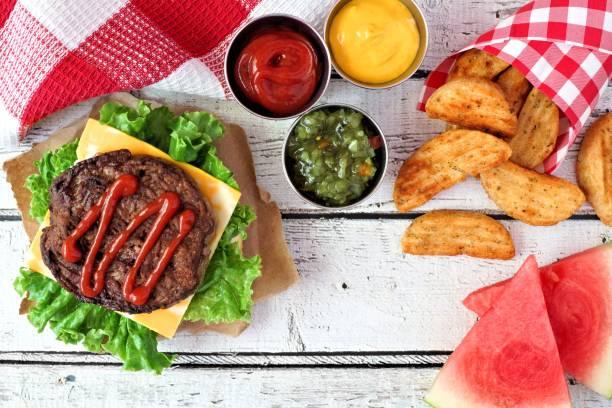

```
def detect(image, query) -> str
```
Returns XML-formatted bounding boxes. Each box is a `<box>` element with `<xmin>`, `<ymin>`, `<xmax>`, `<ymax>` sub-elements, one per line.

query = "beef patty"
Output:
<box><xmin>41</xmin><ymin>150</ymin><xmax>215</xmax><ymax>313</ymax></box>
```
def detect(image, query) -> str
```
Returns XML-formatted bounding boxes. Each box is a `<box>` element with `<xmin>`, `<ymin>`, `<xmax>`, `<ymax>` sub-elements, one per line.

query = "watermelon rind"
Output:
<box><xmin>588</xmin><ymin>339</ymin><xmax>612</xmax><ymax>399</ymax></box>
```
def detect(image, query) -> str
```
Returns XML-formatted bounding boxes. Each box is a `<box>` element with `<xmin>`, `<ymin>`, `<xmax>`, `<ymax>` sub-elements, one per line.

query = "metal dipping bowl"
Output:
<box><xmin>224</xmin><ymin>14</ymin><xmax>332</xmax><ymax>120</ymax></box>
<box><xmin>324</xmin><ymin>0</ymin><xmax>429</xmax><ymax>89</ymax></box>
<box><xmin>282</xmin><ymin>103</ymin><xmax>388</xmax><ymax>209</ymax></box>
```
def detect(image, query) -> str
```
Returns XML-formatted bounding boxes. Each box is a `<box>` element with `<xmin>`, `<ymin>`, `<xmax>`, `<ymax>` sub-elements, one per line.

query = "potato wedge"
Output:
<box><xmin>480</xmin><ymin>162</ymin><xmax>585</xmax><ymax>226</ymax></box>
<box><xmin>394</xmin><ymin>130</ymin><xmax>511</xmax><ymax>212</ymax></box>
<box><xmin>401</xmin><ymin>210</ymin><xmax>515</xmax><ymax>259</ymax></box>
<box><xmin>448</xmin><ymin>49</ymin><xmax>510</xmax><ymax>81</ymax></box>
<box><xmin>577</xmin><ymin>113</ymin><xmax>612</xmax><ymax>225</ymax></box>
<box><xmin>497</xmin><ymin>66</ymin><xmax>531</xmax><ymax>115</ymax></box>
<box><xmin>509</xmin><ymin>88</ymin><xmax>559</xmax><ymax>168</ymax></box>
<box><xmin>425</xmin><ymin>78</ymin><xmax>518</xmax><ymax>138</ymax></box>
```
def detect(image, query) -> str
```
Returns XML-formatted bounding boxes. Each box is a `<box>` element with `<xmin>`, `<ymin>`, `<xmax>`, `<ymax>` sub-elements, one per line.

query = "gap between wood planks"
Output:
<box><xmin>0</xmin><ymin>350</ymin><xmax>448</xmax><ymax>368</ymax></box>
<box><xmin>0</xmin><ymin>208</ymin><xmax>601</xmax><ymax>222</ymax></box>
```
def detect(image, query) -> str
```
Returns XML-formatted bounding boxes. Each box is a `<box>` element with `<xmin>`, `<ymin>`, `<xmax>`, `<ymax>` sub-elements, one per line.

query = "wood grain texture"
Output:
<box><xmin>0</xmin><ymin>365</ymin><xmax>609</xmax><ymax>408</ymax></box>
<box><xmin>2</xmin><ymin>219</ymin><xmax>610</xmax><ymax>353</ymax></box>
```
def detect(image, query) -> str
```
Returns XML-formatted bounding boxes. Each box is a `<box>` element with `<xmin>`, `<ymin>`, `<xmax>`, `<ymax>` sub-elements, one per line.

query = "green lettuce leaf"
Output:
<box><xmin>14</xmin><ymin>268</ymin><xmax>173</xmax><ymax>374</ymax></box>
<box><xmin>99</xmin><ymin>100</ymin><xmax>238</xmax><ymax>188</ymax></box>
<box><xmin>99</xmin><ymin>101</ymin><xmax>150</xmax><ymax>138</ymax></box>
<box><xmin>143</xmin><ymin>106</ymin><xmax>175</xmax><ymax>152</ymax></box>
<box><xmin>25</xmin><ymin>139</ymin><xmax>79</xmax><ymax>222</ymax></box>
<box><xmin>169</xmin><ymin>112</ymin><xmax>222</xmax><ymax>162</ymax></box>
<box><xmin>197</xmin><ymin>145</ymin><xmax>239</xmax><ymax>190</ymax></box>
<box><xmin>185</xmin><ymin>204</ymin><xmax>261</xmax><ymax>323</ymax></box>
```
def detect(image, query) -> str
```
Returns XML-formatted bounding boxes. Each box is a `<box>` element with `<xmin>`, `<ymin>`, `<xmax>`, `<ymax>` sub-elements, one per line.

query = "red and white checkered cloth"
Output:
<box><xmin>0</xmin><ymin>0</ymin><xmax>336</xmax><ymax>146</ymax></box>
<box><xmin>418</xmin><ymin>0</ymin><xmax>612</xmax><ymax>173</ymax></box>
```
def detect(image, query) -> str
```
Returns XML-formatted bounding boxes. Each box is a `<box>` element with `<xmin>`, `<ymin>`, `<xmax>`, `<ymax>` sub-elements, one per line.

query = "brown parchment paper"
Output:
<box><xmin>3</xmin><ymin>92</ymin><xmax>299</xmax><ymax>337</ymax></box>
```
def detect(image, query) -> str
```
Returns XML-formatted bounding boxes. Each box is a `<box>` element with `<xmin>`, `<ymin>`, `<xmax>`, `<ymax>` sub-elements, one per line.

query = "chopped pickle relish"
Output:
<box><xmin>287</xmin><ymin>108</ymin><xmax>378</xmax><ymax>206</ymax></box>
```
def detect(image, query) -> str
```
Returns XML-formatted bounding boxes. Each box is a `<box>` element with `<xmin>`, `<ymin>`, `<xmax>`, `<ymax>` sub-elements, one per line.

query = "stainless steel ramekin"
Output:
<box><xmin>224</xmin><ymin>14</ymin><xmax>332</xmax><ymax>120</ymax></box>
<box><xmin>324</xmin><ymin>0</ymin><xmax>429</xmax><ymax>89</ymax></box>
<box><xmin>282</xmin><ymin>103</ymin><xmax>388</xmax><ymax>209</ymax></box>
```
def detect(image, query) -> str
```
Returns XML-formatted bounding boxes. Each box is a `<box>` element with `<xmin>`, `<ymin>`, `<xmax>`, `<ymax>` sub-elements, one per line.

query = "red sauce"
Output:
<box><xmin>234</xmin><ymin>28</ymin><xmax>321</xmax><ymax>115</ymax></box>
<box><xmin>62</xmin><ymin>174</ymin><xmax>196</xmax><ymax>306</ymax></box>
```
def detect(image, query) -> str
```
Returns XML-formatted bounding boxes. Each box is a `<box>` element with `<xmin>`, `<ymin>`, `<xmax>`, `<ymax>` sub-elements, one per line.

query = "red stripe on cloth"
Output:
<box><xmin>510</xmin><ymin>23</ymin><xmax>530</xmax><ymax>37</ymax></box>
<box><xmin>72</xmin><ymin>3</ymin><xmax>190</xmax><ymax>89</ymax></box>
<box><xmin>587</xmin><ymin>0</ymin><xmax>607</xmax><ymax>11</ymax></box>
<box><xmin>20</xmin><ymin>52</ymin><xmax>119</xmax><ymax>129</ymax></box>
<box><xmin>555</xmin><ymin>53</ymin><xmax>581</xmax><ymax>79</ymax></box>
<box><xmin>546</xmin><ymin>22</ymin><xmax>568</xmax><ymax>42</ymax></box>
<box><xmin>581</xmin><ymin>78</ymin><xmax>600</xmax><ymax>103</ymax></box>
<box><xmin>583</xmin><ymin>25</ymin><xmax>604</xmax><ymax>50</ymax></box>
<box><xmin>549</xmin><ymin>0</ymin><xmax>571</xmax><ymax>9</ymax></box>
<box><xmin>0</xmin><ymin>3</ymin><xmax>68</xmax><ymax>121</ymax></box>
<box><xmin>0</xmin><ymin>0</ymin><xmax>16</xmax><ymax>28</ymax></box>
<box><xmin>131</xmin><ymin>0</ymin><xmax>253</xmax><ymax>57</ymax></box>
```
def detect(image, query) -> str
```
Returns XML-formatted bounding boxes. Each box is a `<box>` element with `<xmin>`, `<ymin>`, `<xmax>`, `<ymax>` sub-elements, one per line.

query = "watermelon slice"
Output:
<box><xmin>426</xmin><ymin>256</ymin><xmax>571</xmax><ymax>408</ymax></box>
<box><xmin>463</xmin><ymin>244</ymin><xmax>612</xmax><ymax>398</ymax></box>
<box><xmin>463</xmin><ymin>278</ymin><xmax>509</xmax><ymax>317</ymax></box>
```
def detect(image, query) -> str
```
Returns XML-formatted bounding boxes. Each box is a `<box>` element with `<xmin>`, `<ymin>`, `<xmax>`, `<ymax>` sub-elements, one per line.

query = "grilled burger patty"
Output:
<box><xmin>40</xmin><ymin>150</ymin><xmax>215</xmax><ymax>313</ymax></box>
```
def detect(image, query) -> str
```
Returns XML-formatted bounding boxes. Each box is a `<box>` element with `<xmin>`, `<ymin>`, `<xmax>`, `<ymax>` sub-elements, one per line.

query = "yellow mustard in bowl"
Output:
<box><xmin>329</xmin><ymin>0</ymin><xmax>420</xmax><ymax>84</ymax></box>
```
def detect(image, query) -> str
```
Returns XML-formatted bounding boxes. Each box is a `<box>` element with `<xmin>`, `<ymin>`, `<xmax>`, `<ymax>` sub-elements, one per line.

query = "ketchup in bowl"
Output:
<box><xmin>234</xmin><ymin>28</ymin><xmax>321</xmax><ymax>116</ymax></box>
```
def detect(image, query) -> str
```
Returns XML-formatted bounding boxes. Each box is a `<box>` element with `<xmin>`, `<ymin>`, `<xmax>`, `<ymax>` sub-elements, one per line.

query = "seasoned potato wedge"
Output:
<box><xmin>448</xmin><ymin>49</ymin><xmax>510</xmax><ymax>81</ymax></box>
<box><xmin>394</xmin><ymin>130</ymin><xmax>511</xmax><ymax>212</ymax></box>
<box><xmin>577</xmin><ymin>113</ymin><xmax>612</xmax><ymax>225</ymax></box>
<box><xmin>497</xmin><ymin>66</ymin><xmax>532</xmax><ymax>115</ymax></box>
<box><xmin>509</xmin><ymin>88</ymin><xmax>559</xmax><ymax>169</ymax></box>
<box><xmin>480</xmin><ymin>162</ymin><xmax>585</xmax><ymax>226</ymax></box>
<box><xmin>401</xmin><ymin>210</ymin><xmax>515</xmax><ymax>259</ymax></box>
<box><xmin>425</xmin><ymin>78</ymin><xmax>518</xmax><ymax>138</ymax></box>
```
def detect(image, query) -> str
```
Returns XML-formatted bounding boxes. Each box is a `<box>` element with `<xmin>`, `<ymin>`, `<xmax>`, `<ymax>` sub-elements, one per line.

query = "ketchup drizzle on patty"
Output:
<box><xmin>62</xmin><ymin>174</ymin><xmax>196</xmax><ymax>306</ymax></box>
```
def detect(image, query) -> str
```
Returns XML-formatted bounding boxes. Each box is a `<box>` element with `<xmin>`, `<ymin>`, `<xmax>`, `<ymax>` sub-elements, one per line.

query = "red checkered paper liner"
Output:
<box><xmin>418</xmin><ymin>0</ymin><xmax>612</xmax><ymax>174</ymax></box>
<box><xmin>0</xmin><ymin>0</ymin><xmax>337</xmax><ymax>146</ymax></box>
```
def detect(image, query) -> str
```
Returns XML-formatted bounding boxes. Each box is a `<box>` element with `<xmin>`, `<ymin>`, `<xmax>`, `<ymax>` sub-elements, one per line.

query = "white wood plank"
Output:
<box><xmin>0</xmin><ymin>365</ymin><xmax>608</xmax><ymax>408</ymax></box>
<box><xmin>0</xmin><ymin>81</ymin><xmax>608</xmax><ymax>214</ymax></box>
<box><xmin>2</xmin><ymin>218</ymin><xmax>609</xmax><ymax>353</ymax></box>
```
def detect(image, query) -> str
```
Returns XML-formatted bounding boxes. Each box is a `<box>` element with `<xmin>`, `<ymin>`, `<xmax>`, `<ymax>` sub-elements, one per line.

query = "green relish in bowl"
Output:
<box><xmin>285</xmin><ymin>107</ymin><xmax>383</xmax><ymax>207</ymax></box>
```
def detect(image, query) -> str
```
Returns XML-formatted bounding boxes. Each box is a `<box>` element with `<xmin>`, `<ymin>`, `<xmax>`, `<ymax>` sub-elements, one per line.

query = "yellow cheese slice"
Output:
<box><xmin>26</xmin><ymin>119</ymin><xmax>241</xmax><ymax>338</ymax></box>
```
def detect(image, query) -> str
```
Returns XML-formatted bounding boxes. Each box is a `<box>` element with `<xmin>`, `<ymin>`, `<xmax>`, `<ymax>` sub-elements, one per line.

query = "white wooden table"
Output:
<box><xmin>0</xmin><ymin>1</ymin><xmax>610</xmax><ymax>407</ymax></box>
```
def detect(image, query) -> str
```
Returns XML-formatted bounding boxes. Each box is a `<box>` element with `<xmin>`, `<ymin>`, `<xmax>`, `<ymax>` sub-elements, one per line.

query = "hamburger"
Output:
<box><xmin>14</xmin><ymin>100</ymin><xmax>262</xmax><ymax>373</ymax></box>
